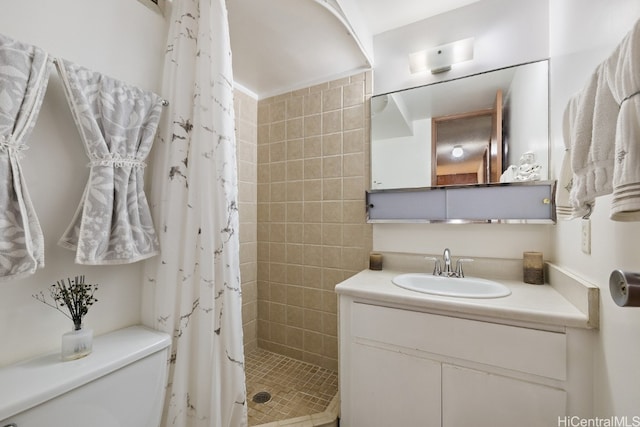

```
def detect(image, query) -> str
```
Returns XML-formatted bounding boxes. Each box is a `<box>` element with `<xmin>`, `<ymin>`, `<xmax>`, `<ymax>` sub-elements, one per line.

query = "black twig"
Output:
<box><xmin>33</xmin><ymin>276</ymin><xmax>99</xmax><ymax>330</ymax></box>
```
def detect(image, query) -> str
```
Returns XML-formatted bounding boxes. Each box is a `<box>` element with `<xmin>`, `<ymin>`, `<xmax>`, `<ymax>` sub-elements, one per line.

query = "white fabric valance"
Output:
<box><xmin>0</xmin><ymin>33</ymin><xmax>50</xmax><ymax>280</ymax></box>
<box><xmin>56</xmin><ymin>59</ymin><xmax>163</xmax><ymax>265</ymax></box>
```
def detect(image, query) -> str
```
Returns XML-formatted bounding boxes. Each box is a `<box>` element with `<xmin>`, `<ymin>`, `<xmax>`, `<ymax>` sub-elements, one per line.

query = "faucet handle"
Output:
<box><xmin>455</xmin><ymin>258</ymin><xmax>474</xmax><ymax>278</ymax></box>
<box><xmin>425</xmin><ymin>256</ymin><xmax>442</xmax><ymax>276</ymax></box>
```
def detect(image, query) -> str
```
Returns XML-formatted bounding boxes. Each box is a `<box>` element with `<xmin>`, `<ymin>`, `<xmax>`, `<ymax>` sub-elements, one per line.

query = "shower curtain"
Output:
<box><xmin>143</xmin><ymin>0</ymin><xmax>247</xmax><ymax>426</ymax></box>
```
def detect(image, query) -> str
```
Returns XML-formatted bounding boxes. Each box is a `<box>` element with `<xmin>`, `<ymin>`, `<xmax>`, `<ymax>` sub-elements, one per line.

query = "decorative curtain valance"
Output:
<box><xmin>55</xmin><ymin>59</ymin><xmax>163</xmax><ymax>265</ymax></box>
<box><xmin>0</xmin><ymin>33</ymin><xmax>50</xmax><ymax>280</ymax></box>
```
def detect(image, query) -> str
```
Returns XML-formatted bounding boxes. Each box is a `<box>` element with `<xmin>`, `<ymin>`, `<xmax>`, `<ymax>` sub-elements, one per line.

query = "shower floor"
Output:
<box><xmin>245</xmin><ymin>348</ymin><xmax>338</xmax><ymax>426</ymax></box>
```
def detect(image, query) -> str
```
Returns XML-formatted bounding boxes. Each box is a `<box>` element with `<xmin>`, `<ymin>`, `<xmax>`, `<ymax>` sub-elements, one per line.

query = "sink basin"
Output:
<box><xmin>392</xmin><ymin>273</ymin><xmax>511</xmax><ymax>298</ymax></box>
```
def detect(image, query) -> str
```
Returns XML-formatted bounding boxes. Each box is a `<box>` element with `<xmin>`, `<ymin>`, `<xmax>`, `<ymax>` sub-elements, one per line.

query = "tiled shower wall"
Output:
<box><xmin>235</xmin><ymin>89</ymin><xmax>258</xmax><ymax>353</ymax></box>
<box><xmin>257</xmin><ymin>72</ymin><xmax>373</xmax><ymax>370</ymax></box>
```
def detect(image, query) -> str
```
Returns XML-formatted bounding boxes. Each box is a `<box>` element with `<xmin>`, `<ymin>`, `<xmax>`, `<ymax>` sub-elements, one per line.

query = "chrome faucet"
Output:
<box><xmin>426</xmin><ymin>248</ymin><xmax>474</xmax><ymax>278</ymax></box>
<box><xmin>442</xmin><ymin>248</ymin><xmax>453</xmax><ymax>277</ymax></box>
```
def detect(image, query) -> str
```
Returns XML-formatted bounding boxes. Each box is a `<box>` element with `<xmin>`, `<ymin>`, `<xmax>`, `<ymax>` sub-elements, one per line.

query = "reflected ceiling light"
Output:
<box><xmin>371</xmin><ymin>94</ymin><xmax>389</xmax><ymax>115</ymax></box>
<box><xmin>409</xmin><ymin>37</ymin><xmax>474</xmax><ymax>74</ymax></box>
<box><xmin>451</xmin><ymin>145</ymin><xmax>464</xmax><ymax>158</ymax></box>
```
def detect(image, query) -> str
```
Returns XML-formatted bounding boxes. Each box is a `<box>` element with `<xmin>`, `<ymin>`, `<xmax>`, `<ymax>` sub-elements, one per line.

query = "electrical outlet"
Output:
<box><xmin>581</xmin><ymin>218</ymin><xmax>591</xmax><ymax>254</ymax></box>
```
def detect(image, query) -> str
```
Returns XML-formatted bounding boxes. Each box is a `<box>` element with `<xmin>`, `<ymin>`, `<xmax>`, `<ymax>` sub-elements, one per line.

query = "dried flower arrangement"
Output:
<box><xmin>33</xmin><ymin>275</ymin><xmax>99</xmax><ymax>330</ymax></box>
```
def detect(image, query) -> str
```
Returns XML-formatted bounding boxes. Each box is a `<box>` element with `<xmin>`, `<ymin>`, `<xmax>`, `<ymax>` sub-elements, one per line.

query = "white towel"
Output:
<box><xmin>556</xmin><ymin>96</ymin><xmax>578</xmax><ymax>219</ymax></box>
<box><xmin>605</xmin><ymin>19</ymin><xmax>640</xmax><ymax>220</ymax></box>
<box><xmin>569</xmin><ymin>62</ymin><xmax>619</xmax><ymax>217</ymax></box>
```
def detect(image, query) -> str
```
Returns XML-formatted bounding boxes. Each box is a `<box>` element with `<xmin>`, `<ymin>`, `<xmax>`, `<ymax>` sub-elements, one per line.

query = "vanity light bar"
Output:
<box><xmin>409</xmin><ymin>37</ymin><xmax>475</xmax><ymax>74</ymax></box>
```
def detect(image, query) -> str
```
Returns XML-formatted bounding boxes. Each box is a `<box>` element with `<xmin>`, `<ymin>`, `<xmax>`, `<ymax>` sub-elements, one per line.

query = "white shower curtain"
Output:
<box><xmin>142</xmin><ymin>0</ymin><xmax>247</xmax><ymax>426</ymax></box>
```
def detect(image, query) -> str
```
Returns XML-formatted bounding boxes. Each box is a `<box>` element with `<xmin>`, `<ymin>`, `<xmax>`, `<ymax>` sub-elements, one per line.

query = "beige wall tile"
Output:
<box><xmin>286</xmin><ymin>180</ymin><xmax>304</xmax><ymax>202</ymax></box>
<box><xmin>322</xmin><ymin>87</ymin><xmax>342</xmax><ymax>112</ymax></box>
<box><xmin>322</xmin><ymin>246</ymin><xmax>343</xmax><ymax>269</ymax></box>
<box><xmin>322</xmin><ymin>110</ymin><xmax>342</xmax><ymax>134</ymax></box>
<box><xmin>303</xmin><ymin>244</ymin><xmax>323</xmax><ymax>266</ymax></box>
<box><xmin>270</xmin><ymin>262</ymin><xmax>286</xmax><ymax>284</ymax></box>
<box><xmin>304</xmin><ymin>92</ymin><xmax>322</xmax><ymax>115</ymax></box>
<box><xmin>287</xmin><ymin>160</ymin><xmax>303</xmax><ymax>181</ymax></box>
<box><xmin>322</xmin><ymin>313</ymin><xmax>337</xmax><ymax>336</ymax></box>
<box><xmin>304</xmin><ymin>158</ymin><xmax>322</xmax><ymax>179</ymax></box>
<box><xmin>343</xmin><ymin>104</ymin><xmax>364</xmax><ymax>131</ymax></box>
<box><xmin>343</xmin><ymin>176</ymin><xmax>364</xmax><ymax>200</ymax></box>
<box><xmin>323</xmin><ymin>178</ymin><xmax>342</xmax><ymax>201</ymax></box>
<box><xmin>270</xmin><ymin>161</ymin><xmax>286</xmax><ymax>182</ymax></box>
<box><xmin>343</xmin><ymin>81</ymin><xmax>364</xmax><ymax>108</ymax></box>
<box><xmin>287</xmin><ymin>285</ymin><xmax>304</xmax><ymax>307</ymax></box>
<box><xmin>287</xmin><ymin>306</ymin><xmax>304</xmax><ymax>328</ymax></box>
<box><xmin>343</xmin><ymin>200</ymin><xmax>365</xmax><ymax>224</ymax></box>
<box><xmin>303</xmin><ymin>288</ymin><xmax>323</xmax><ymax>310</ymax></box>
<box><xmin>304</xmin><ymin>309</ymin><xmax>323</xmax><ymax>333</ymax></box>
<box><xmin>322</xmin><ymin>133</ymin><xmax>342</xmax><ymax>156</ymax></box>
<box><xmin>256</xmin><ymin>72</ymin><xmax>373</xmax><ymax>364</ymax></box>
<box><xmin>321</xmin><ymin>223</ymin><xmax>342</xmax><ymax>246</ymax></box>
<box><xmin>287</xmin><ymin>264</ymin><xmax>303</xmax><ymax>285</ymax></box>
<box><xmin>304</xmin><ymin>136</ymin><xmax>322</xmax><ymax>158</ymax></box>
<box><xmin>270</xmin><ymin>302</ymin><xmax>286</xmax><ymax>324</ymax></box>
<box><xmin>270</xmin><ymin>282</ymin><xmax>287</xmax><ymax>304</ymax></box>
<box><xmin>286</xmin><ymin>202</ymin><xmax>303</xmax><ymax>222</ymax></box>
<box><xmin>286</xmin><ymin>326</ymin><xmax>304</xmax><ymax>349</ymax></box>
<box><xmin>286</xmin><ymin>224</ymin><xmax>303</xmax><ymax>244</ymax></box>
<box><xmin>270</xmin><ymin>121</ymin><xmax>285</xmax><ymax>142</ymax></box>
<box><xmin>323</xmin><ymin>268</ymin><xmax>344</xmax><ymax>292</ymax></box>
<box><xmin>270</xmin><ymin>202</ymin><xmax>286</xmax><ymax>222</ymax></box>
<box><xmin>304</xmin><ymin>330</ymin><xmax>324</xmax><ymax>354</ymax></box>
<box><xmin>303</xmin><ymin>202</ymin><xmax>322</xmax><ymax>223</ymax></box>
<box><xmin>322</xmin><ymin>155</ymin><xmax>342</xmax><ymax>178</ymax></box>
<box><xmin>287</xmin><ymin>117</ymin><xmax>304</xmax><ymax>139</ymax></box>
<box><xmin>287</xmin><ymin>138</ymin><xmax>303</xmax><ymax>160</ymax></box>
<box><xmin>286</xmin><ymin>96</ymin><xmax>304</xmax><ymax>119</ymax></box>
<box><xmin>303</xmin><ymin>266</ymin><xmax>322</xmax><ymax>288</ymax></box>
<box><xmin>344</xmin><ymin>152</ymin><xmax>364</xmax><ymax>177</ymax></box>
<box><xmin>304</xmin><ymin>114</ymin><xmax>321</xmax><ymax>137</ymax></box>
<box><xmin>286</xmin><ymin>243</ymin><xmax>304</xmax><ymax>265</ymax></box>
<box><xmin>304</xmin><ymin>179</ymin><xmax>322</xmax><ymax>201</ymax></box>
<box><xmin>270</xmin><ymin>100</ymin><xmax>286</xmax><ymax>122</ymax></box>
<box><xmin>271</xmin><ymin>323</ymin><xmax>287</xmax><ymax>345</ymax></box>
<box><xmin>322</xmin><ymin>201</ymin><xmax>343</xmax><ymax>223</ymax></box>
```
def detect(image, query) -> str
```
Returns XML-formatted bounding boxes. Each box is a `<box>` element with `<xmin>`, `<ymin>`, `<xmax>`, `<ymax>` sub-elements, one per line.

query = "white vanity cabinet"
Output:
<box><xmin>339</xmin><ymin>299</ymin><xmax>592</xmax><ymax>427</ymax></box>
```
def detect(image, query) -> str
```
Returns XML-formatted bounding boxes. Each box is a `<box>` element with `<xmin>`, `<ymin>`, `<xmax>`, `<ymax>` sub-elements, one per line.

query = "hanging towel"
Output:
<box><xmin>557</xmin><ymin>96</ymin><xmax>578</xmax><ymax>218</ymax></box>
<box><xmin>55</xmin><ymin>59</ymin><xmax>163</xmax><ymax>264</ymax></box>
<box><xmin>605</xmin><ymin>19</ymin><xmax>640</xmax><ymax>220</ymax></box>
<box><xmin>569</xmin><ymin>63</ymin><xmax>618</xmax><ymax>217</ymax></box>
<box><xmin>0</xmin><ymin>33</ymin><xmax>50</xmax><ymax>280</ymax></box>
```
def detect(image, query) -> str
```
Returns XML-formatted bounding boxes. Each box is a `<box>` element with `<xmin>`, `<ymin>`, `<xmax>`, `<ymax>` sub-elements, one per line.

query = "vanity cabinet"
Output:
<box><xmin>339</xmin><ymin>300</ymin><xmax>586</xmax><ymax>427</ymax></box>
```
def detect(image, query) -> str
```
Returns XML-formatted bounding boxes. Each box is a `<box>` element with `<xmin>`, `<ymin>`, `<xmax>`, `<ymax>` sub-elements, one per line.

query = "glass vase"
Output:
<box><xmin>61</xmin><ymin>325</ymin><xmax>93</xmax><ymax>361</ymax></box>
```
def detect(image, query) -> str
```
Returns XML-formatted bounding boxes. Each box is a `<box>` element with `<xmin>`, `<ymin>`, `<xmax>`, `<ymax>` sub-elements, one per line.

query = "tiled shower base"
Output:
<box><xmin>245</xmin><ymin>348</ymin><xmax>339</xmax><ymax>427</ymax></box>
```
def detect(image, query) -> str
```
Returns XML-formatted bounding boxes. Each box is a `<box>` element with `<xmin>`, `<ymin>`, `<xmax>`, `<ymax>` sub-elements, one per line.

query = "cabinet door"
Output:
<box><xmin>346</xmin><ymin>342</ymin><xmax>441</xmax><ymax>427</ymax></box>
<box><xmin>442</xmin><ymin>365</ymin><xmax>566</xmax><ymax>427</ymax></box>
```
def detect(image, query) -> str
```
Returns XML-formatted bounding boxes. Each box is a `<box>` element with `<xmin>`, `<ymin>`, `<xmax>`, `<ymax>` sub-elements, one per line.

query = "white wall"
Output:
<box><xmin>0</xmin><ymin>0</ymin><xmax>168</xmax><ymax>366</ymax></box>
<box><xmin>372</xmin><ymin>0</ymin><xmax>552</xmax><ymax>259</ymax></box>
<box><xmin>504</xmin><ymin>61</ymin><xmax>549</xmax><ymax>178</ymax></box>
<box><xmin>373</xmin><ymin>0</ymin><xmax>549</xmax><ymax>95</ymax></box>
<box><xmin>371</xmin><ymin>118</ymin><xmax>431</xmax><ymax>189</ymax></box>
<box><xmin>549</xmin><ymin>0</ymin><xmax>640</xmax><ymax>417</ymax></box>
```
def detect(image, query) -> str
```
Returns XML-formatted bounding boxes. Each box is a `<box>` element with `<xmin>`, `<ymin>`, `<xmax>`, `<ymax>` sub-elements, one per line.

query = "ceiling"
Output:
<box><xmin>227</xmin><ymin>0</ymin><xmax>482</xmax><ymax>98</ymax></box>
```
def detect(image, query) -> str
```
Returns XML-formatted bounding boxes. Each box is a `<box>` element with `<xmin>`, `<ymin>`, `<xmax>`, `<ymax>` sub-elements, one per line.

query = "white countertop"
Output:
<box><xmin>335</xmin><ymin>269</ymin><xmax>594</xmax><ymax>330</ymax></box>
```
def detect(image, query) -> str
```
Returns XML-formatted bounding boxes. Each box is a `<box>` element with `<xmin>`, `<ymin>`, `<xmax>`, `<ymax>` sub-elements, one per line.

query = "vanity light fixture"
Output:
<box><xmin>451</xmin><ymin>145</ymin><xmax>464</xmax><ymax>158</ymax></box>
<box><xmin>409</xmin><ymin>37</ymin><xmax>474</xmax><ymax>74</ymax></box>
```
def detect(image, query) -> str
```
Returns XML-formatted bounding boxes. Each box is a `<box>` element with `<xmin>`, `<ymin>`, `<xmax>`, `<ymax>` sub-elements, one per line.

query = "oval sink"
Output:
<box><xmin>392</xmin><ymin>273</ymin><xmax>511</xmax><ymax>298</ymax></box>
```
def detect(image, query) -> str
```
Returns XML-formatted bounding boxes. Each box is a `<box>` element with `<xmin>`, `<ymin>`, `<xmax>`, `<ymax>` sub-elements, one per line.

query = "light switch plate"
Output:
<box><xmin>581</xmin><ymin>218</ymin><xmax>591</xmax><ymax>254</ymax></box>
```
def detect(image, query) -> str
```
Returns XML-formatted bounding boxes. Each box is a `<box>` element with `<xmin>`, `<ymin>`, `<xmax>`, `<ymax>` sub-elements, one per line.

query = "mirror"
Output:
<box><xmin>370</xmin><ymin>60</ymin><xmax>549</xmax><ymax>190</ymax></box>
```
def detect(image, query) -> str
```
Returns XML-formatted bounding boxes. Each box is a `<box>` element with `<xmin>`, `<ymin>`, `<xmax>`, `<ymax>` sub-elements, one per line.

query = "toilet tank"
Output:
<box><xmin>0</xmin><ymin>326</ymin><xmax>171</xmax><ymax>427</ymax></box>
